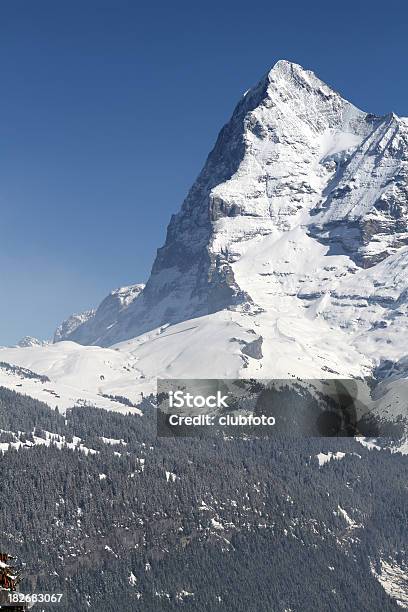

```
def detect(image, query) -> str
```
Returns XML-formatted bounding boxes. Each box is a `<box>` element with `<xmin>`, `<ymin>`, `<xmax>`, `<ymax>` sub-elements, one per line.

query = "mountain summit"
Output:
<box><xmin>1</xmin><ymin>60</ymin><xmax>407</xmax><ymax>418</ymax></box>
<box><xmin>55</xmin><ymin>60</ymin><xmax>408</xmax><ymax>366</ymax></box>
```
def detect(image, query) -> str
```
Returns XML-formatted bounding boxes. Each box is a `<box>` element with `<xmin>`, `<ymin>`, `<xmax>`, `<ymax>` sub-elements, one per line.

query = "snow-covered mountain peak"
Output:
<box><xmin>2</xmin><ymin>61</ymin><xmax>408</xmax><ymax>430</ymax></box>
<box><xmin>262</xmin><ymin>59</ymin><xmax>368</xmax><ymax>130</ymax></box>
<box><xmin>263</xmin><ymin>59</ymin><xmax>335</xmax><ymax>94</ymax></box>
<box><xmin>54</xmin><ymin>310</ymin><xmax>96</xmax><ymax>343</ymax></box>
<box><xmin>15</xmin><ymin>336</ymin><xmax>49</xmax><ymax>348</ymax></box>
<box><xmin>54</xmin><ymin>284</ymin><xmax>144</xmax><ymax>344</ymax></box>
<box><xmin>266</xmin><ymin>59</ymin><xmax>336</xmax><ymax>97</ymax></box>
<box><xmin>49</xmin><ymin>61</ymin><xmax>408</xmax><ymax>348</ymax></box>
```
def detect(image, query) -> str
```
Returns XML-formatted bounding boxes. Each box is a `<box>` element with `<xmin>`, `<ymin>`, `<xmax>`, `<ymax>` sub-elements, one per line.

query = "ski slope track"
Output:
<box><xmin>1</xmin><ymin>60</ymin><xmax>408</xmax><ymax>430</ymax></box>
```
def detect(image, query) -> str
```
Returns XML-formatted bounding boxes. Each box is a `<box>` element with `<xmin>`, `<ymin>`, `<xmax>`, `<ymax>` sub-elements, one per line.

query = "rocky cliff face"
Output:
<box><xmin>310</xmin><ymin>113</ymin><xmax>408</xmax><ymax>267</ymax></box>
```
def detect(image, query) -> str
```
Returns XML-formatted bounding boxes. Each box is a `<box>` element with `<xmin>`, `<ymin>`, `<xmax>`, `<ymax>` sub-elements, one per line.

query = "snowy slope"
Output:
<box><xmin>0</xmin><ymin>342</ymin><xmax>143</xmax><ymax>413</ymax></box>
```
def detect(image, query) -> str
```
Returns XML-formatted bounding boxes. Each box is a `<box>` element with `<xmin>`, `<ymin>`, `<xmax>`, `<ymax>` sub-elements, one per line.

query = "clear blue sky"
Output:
<box><xmin>0</xmin><ymin>0</ymin><xmax>407</xmax><ymax>345</ymax></box>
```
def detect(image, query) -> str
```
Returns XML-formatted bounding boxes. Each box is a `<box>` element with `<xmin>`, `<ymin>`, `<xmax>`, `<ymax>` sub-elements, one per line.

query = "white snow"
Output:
<box><xmin>0</xmin><ymin>342</ymin><xmax>143</xmax><ymax>414</ymax></box>
<box><xmin>100</xmin><ymin>437</ymin><xmax>127</xmax><ymax>446</ymax></box>
<box><xmin>336</xmin><ymin>505</ymin><xmax>360</xmax><ymax>529</ymax></box>
<box><xmin>0</xmin><ymin>429</ymin><xmax>98</xmax><ymax>455</ymax></box>
<box><xmin>371</xmin><ymin>559</ymin><xmax>408</xmax><ymax>608</ymax></box>
<box><xmin>317</xmin><ymin>452</ymin><xmax>346</xmax><ymax>466</ymax></box>
<box><xmin>165</xmin><ymin>471</ymin><xmax>177</xmax><ymax>482</ymax></box>
<box><xmin>357</xmin><ymin>438</ymin><xmax>382</xmax><ymax>451</ymax></box>
<box><xmin>176</xmin><ymin>590</ymin><xmax>194</xmax><ymax>601</ymax></box>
